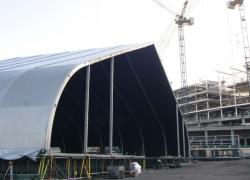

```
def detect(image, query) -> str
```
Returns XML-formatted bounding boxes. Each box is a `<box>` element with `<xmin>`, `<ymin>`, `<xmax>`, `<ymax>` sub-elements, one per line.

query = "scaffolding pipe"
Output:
<box><xmin>109</xmin><ymin>57</ymin><xmax>114</xmax><ymax>155</ymax></box>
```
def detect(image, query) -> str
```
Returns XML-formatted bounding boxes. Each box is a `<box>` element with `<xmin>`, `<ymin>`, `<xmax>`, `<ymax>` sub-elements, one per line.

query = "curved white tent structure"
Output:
<box><xmin>0</xmin><ymin>44</ymin><xmax>187</xmax><ymax>160</ymax></box>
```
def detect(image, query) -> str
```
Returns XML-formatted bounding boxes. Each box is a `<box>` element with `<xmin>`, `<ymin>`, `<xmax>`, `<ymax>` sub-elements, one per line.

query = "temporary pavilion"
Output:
<box><xmin>0</xmin><ymin>43</ymin><xmax>187</xmax><ymax>177</ymax></box>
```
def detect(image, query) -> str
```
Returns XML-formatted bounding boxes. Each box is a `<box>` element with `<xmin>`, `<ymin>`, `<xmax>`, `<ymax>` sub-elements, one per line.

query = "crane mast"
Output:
<box><xmin>178</xmin><ymin>23</ymin><xmax>188</xmax><ymax>91</ymax></box>
<box><xmin>175</xmin><ymin>1</ymin><xmax>193</xmax><ymax>102</ymax></box>
<box><xmin>176</xmin><ymin>1</ymin><xmax>193</xmax><ymax>92</ymax></box>
<box><xmin>227</xmin><ymin>0</ymin><xmax>250</xmax><ymax>94</ymax></box>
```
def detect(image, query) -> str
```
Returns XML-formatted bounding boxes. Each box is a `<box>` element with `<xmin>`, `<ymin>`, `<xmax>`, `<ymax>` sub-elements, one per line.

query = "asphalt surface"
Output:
<box><xmin>123</xmin><ymin>159</ymin><xmax>250</xmax><ymax>180</ymax></box>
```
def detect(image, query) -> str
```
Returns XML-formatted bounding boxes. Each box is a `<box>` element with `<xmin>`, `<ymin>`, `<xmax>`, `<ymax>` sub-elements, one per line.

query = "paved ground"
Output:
<box><xmin>123</xmin><ymin>159</ymin><xmax>250</xmax><ymax>180</ymax></box>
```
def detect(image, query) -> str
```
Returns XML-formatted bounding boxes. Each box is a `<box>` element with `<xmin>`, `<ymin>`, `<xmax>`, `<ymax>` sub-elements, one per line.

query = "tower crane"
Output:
<box><xmin>176</xmin><ymin>1</ymin><xmax>194</xmax><ymax>91</ymax></box>
<box><xmin>227</xmin><ymin>0</ymin><xmax>250</xmax><ymax>94</ymax></box>
<box><xmin>153</xmin><ymin>0</ymin><xmax>194</xmax><ymax>90</ymax></box>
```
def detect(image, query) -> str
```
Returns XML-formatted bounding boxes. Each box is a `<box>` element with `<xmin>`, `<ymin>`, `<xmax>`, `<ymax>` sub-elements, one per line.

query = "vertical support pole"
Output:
<box><xmin>182</xmin><ymin>120</ymin><xmax>186</xmax><ymax>157</ymax></box>
<box><xmin>9</xmin><ymin>161</ymin><xmax>13</xmax><ymax>180</ymax></box>
<box><xmin>176</xmin><ymin>104</ymin><xmax>180</xmax><ymax>157</ymax></box>
<box><xmin>205</xmin><ymin>130</ymin><xmax>209</xmax><ymax>157</ymax></box>
<box><xmin>235</xmin><ymin>107</ymin><xmax>238</xmax><ymax>116</ymax></box>
<box><xmin>84</xmin><ymin>66</ymin><xmax>91</xmax><ymax>154</ymax></box>
<box><xmin>238</xmin><ymin>135</ymin><xmax>240</xmax><ymax>149</ymax></box>
<box><xmin>195</xmin><ymin>104</ymin><xmax>198</xmax><ymax>120</ymax></box>
<box><xmin>109</xmin><ymin>57</ymin><xmax>114</xmax><ymax>155</ymax></box>
<box><xmin>219</xmin><ymin>88</ymin><xmax>224</xmax><ymax>118</ymax></box>
<box><xmin>242</xmin><ymin>117</ymin><xmax>246</xmax><ymax>124</ymax></box>
<box><xmin>233</xmin><ymin>84</ymin><xmax>238</xmax><ymax>116</ymax></box>
<box><xmin>233</xmin><ymin>85</ymin><xmax>237</xmax><ymax>105</ymax></box>
<box><xmin>231</xmin><ymin>130</ymin><xmax>235</xmax><ymax>146</ymax></box>
<box><xmin>205</xmin><ymin>130</ymin><xmax>208</xmax><ymax>146</ymax></box>
<box><xmin>207</xmin><ymin>90</ymin><xmax>210</xmax><ymax>121</ymax></box>
<box><xmin>207</xmin><ymin>93</ymin><xmax>210</xmax><ymax>120</ymax></box>
<box><xmin>218</xmin><ymin>74</ymin><xmax>224</xmax><ymax>118</ymax></box>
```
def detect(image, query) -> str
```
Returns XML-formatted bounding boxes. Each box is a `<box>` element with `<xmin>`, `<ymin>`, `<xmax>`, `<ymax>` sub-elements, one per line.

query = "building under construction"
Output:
<box><xmin>173</xmin><ymin>0</ymin><xmax>250</xmax><ymax>159</ymax></box>
<box><xmin>174</xmin><ymin>71</ymin><xmax>250</xmax><ymax>158</ymax></box>
<box><xmin>0</xmin><ymin>44</ymin><xmax>188</xmax><ymax>179</ymax></box>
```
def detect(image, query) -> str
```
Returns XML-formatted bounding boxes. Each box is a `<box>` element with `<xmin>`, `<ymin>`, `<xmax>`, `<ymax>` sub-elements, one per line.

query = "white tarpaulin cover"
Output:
<box><xmin>0</xmin><ymin>148</ymin><xmax>41</xmax><ymax>161</ymax></box>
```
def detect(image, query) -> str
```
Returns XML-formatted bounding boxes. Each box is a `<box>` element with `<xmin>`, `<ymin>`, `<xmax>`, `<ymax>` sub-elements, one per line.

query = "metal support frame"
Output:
<box><xmin>1</xmin><ymin>155</ymin><xmax>184</xmax><ymax>178</ymax></box>
<box><xmin>109</xmin><ymin>57</ymin><xmax>114</xmax><ymax>155</ymax></box>
<box><xmin>178</xmin><ymin>24</ymin><xmax>187</xmax><ymax>89</ymax></box>
<box><xmin>84</xmin><ymin>66</ymin><xmax>91</xmax><ymax>154</ymax></box>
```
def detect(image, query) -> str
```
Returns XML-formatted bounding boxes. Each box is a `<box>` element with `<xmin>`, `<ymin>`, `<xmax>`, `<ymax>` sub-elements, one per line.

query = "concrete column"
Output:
<box><xmin>206</xmin><ymin>92</ymin><xmax>210</xmax><ymax>121</ymax></box>
<box><xmin>242</xmin><ymin>118</ymin><xmax>246</xmax><ymax>125</ymax></box>
<box><xmin>221</xmin><ymin>109</ymin><xmax>223</xmax><ymax>118</ymax></box>
<box><xmin>83</xmin><ymin>66</ymin><xmax>91</xmax><ymax>154</ymax></box>
<box><xmin>219</xmin><ymin>90</ymin><xmax>222</xmax><ymax>107</ymax></box>
<box><xmin>235</xmin><ymin>107</ymin><xmax>238</xmax><ymax>116</ymax></box>
<box><xmin>233</xmin><ymin>85</ymin><xmax>237</xmax><ymax>105</ymax></box>
<box><xmin>205</xmin><ymin>130</ymin><xmax>208</xmax><ymax>146</ymax></box>
<box><xmin>231</xmin><ymin>130</ymin><xmax>235</xmax><ymax>146</ymax></box>
<box><xmin>219</xmin><ymin>83</ymin><xmax>223</xmax><ymax>120</ymax></box>
<box><xmin>195</xmin><ymin>103</ymin><xmax>198</xmax><ymax>120</ymax></box>
<box><xmin>109</xmin><ymin>57</ymin><xmax>114</xmax><ymax>155</ymax></box>
<box><xmin>205</xmin><ymin>130</ymin><xmax>210</xmax><ymax>157</ymax></box>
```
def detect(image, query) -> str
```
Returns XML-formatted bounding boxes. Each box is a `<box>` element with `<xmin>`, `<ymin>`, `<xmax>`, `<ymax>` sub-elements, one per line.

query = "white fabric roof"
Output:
<box><xmin>0</xmin><ymin>44</ymin><xmax>151</xmax><ymax>154</ymax></box>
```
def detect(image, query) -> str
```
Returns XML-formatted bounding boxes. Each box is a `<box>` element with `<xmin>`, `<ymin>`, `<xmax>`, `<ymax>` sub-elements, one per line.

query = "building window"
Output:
<box><xmin>240</xmin><ymin>139</ymin><xmax>245</xmax><ymax>146</ymax></box>
<box><xmin>247</xmin><ymin>139</ymin><xmax>250</xmax><ymax>146</ymax></box>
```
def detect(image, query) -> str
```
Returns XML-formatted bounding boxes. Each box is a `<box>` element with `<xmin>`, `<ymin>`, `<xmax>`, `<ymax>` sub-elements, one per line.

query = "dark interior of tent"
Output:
<box><xmin>51</xmin><ymin>45</ymin><xmax>188</xmax><ymax>157</ymax></box>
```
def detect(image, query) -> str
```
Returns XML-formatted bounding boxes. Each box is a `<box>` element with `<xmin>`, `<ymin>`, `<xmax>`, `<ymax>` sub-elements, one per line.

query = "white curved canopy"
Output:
<box><xmin>0</xmin><ymin>43</ymin><xmax>188</xmax><ymax>160</ymax></box>
<box><xmin>0</xmin><ymin>44</ymin><xmax>151</xmax><ymax>153</ymax></box>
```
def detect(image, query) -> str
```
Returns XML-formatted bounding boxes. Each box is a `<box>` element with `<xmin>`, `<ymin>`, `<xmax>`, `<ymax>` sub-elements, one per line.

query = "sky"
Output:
<box><xmin>0</xmin><ymin>0</ymin><xmax>249</xmax><ymax>89</ymax></box>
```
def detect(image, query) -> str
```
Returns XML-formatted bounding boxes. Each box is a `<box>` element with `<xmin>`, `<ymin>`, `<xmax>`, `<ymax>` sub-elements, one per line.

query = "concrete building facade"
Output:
<box><xmin>174</xmin><ymin>80</ymin><xmax>250</xmax><ymax>158</ymax></box>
